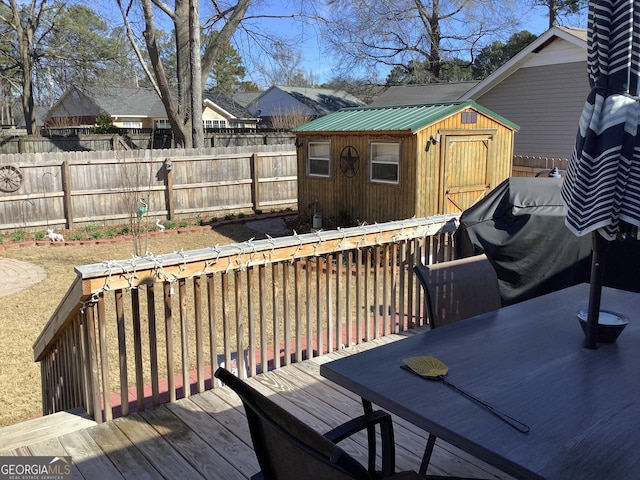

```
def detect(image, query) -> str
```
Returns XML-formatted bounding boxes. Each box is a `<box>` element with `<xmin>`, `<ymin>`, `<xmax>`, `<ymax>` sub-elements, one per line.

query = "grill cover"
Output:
<box><xmin>454</xmin><ymin>177</ymin><xmax>640</xmax><ymax>305</ymax></box>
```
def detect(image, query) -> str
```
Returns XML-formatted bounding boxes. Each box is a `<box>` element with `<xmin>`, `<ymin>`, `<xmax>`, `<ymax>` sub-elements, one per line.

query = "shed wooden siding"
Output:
<box><xmin>295</xmin><ymin>133</ymin><xmax>417</xmax><ymax>224</ymax></box>
<box><xmin>297</xmin><ymin>106</ymin><xmax>515</xmax><ymax>225</ymax></box>
<box><xmin>474</xmin><ymin>62</ymin><xmax>588</xmax><ymax>160</ymax></box>
<box><xmin>414</xmin><ymin>107</ymin><xmax>515</xmax><ymax>217</ymax></box>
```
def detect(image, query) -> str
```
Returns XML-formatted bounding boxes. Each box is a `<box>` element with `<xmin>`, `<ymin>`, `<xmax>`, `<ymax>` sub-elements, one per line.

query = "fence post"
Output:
<box><xmin>250</xmin><ymin>153</ymin><xmax>259</xmax><ymax>212</ymax></box>
<box><xmin>164</xmin><ymin>158</ymin><xmax>175</xmax><ymax>219</ymax></box>
<box><xmin>62</xmin><ymin>160</ymin><xmax>73</xmax><ymax>229</ymax></box>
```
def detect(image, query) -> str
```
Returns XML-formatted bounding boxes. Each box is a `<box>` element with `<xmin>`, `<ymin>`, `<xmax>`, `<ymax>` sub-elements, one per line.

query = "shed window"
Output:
<box><xmin>308</xmin><ymin>141</ymin><xmax>330</xmax><ymax>177</ymax></box>
<box><xmin>461</xmin><ymin>112</ymin><xmax>477</xmax><ymax>124</ymax></box>
<box><xmin>370</xmin><ymin>142</ymin><xmax>400</xmax><ymax>184</ymax></box>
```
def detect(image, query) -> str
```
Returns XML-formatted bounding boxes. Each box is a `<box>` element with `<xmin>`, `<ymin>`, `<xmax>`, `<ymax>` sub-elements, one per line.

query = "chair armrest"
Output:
<box><xmin>324</xmin><ymin>410</ymin><xmax>391</xmax><ymax>442</ymax></box>
<box><xmin>323</xmin><ymin>410</ymin><xmax>395</xmax><ymax>477</ymax></box>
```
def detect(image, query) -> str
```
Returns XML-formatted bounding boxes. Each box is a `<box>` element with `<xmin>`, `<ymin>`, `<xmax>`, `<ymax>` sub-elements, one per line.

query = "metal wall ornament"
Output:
<box><xmin>339</xmin><ymin>145</ymin><xmax>360</xmax><ymax>177</ymax></box>
<box><xmin>0</xmin><ymin>165</ymin><xmax>23</xmax><ymax>192</ymax></box>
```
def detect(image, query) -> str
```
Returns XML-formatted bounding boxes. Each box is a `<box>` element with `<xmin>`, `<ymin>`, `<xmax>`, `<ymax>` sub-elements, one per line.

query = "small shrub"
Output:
<box><xmin>12</xmin><ymin>231</ymin><xmax>25</xmax><ymax>242</ymax></box>
<box><xmin>34</xmin><ymin>231</ymin><xmax>45</xmax><ymax>241</ymax></box>
<box><xmin>83</xmin><ymin>224</ymin><xmax>99</xmax><ymax>234</ymax></box>
<box><xmin>92</xmin><ymin>111</ymin><xmax>119</xmax><ymax>134</ymax></box>
<box><xmin>254</xmin><ymin>209</ymin><xmax>263</xmax><ymax>215</ymax></box>
<box><xmin>118</xmin><ymin>227</ymin><xmax>130</xmax><ymax>235</ymax></box>
<box><xmin>238</xmin><ymin>213</ymin><xmax>246</xmax><ymax>219</ymax></box>
<box><xmin>195</xmin><ymin>218</ymin><xmax>204</xmax><ymax>226</ymax></box>
<box><xmin>178</xmin><ymin>220</ymin><xmax>189</xmax><ymax>228</ymax></box>
<box><xmin>105</xmin><ymin>229</ymin><xmax>117</xmax><ymax>238</ymax></box>
<box><xmin>224</xmin><ymin>214</ymin><xmax>235</xmax><ymax>221</ymax></box>
<box><xmin>210</xmin><ymin>217</ymin><xmax>218</xmax><ymax>223</ymax></box>
<box><xmin>70</xmin><ymin>233</ymin><xmax>83</xmax><ymax>241</ymax></box>
<box><xmin>89</xmin><ymin>230</ymin><xmax>102</xmax><ymax>239</ymax></box>
<box><xmin>164</xmin><ymin>221</ymin><xmax>176</xmax><ymax>230</ymax></box>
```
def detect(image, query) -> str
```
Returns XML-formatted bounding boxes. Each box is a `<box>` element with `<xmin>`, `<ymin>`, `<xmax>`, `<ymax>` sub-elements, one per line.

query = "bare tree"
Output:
<box><xmin>0</xmin><ymin>0</ymin><xmax>65</xmax><ymax>134</ymax></box>
<box><xmin>321</xmin><ymin>0</ymin><xmax>521</xmax><ymax>82</ymax></box>
<box><xmin>0</xmin><ymin>1</ymin><xmax>126</xmax><ymax>131</ymax></box>
<box><xmin>119</xmin><ymin>0</ymin><xmax>250</xmax><ymax>148</ymax></box>
<box><xmin>253</xmin><ymin>41</ymin><xmax>316</xmax><ymax>87</ymax></box>
<box><xmin>267</xmin><ymin>105</ymin><xmax>314</xmax><ymax>130</ymax></box>
<box><xmin>529</xmin><ymin>0</ymin><xmax>587</xmax><ymax>28</ymax></box>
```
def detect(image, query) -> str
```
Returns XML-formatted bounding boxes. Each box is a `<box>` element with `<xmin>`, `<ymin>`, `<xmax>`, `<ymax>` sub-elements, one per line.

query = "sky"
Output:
<box><xmin>99</xmin><ymin>1</ymin><xmax>588</xmax><ymax>89</ymax></box>
<box><xmin>265</xmin><ymin>4</ymin><xmax>588</xmax><ymax>86</ymax></box>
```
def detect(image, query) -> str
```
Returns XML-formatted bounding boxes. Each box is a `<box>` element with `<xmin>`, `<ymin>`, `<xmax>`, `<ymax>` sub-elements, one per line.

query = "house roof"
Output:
<box><xmin>47</xmin><ymin>86</ymin><xmax>257</xmax><ymax>121</ymax></box>
<box><xmin>232</xmin><ymin>92</ymin><xmax>262</xmax><ymax>107</ymax></box>
<box><xmin>462</xmin><ymin>26</ymin><xmax>587</xmax><ymax>100</ymax></box>
<box><xmin>72</xmin><ymin>86</ymin><xmax>168</xmax><ymax>117</ymax></box>
<box><xmin>293</xmin><ymin>100</ymin><xmax>519</xmax><ymax>134</ymax></box>
<box><xmin>248</xmin><ymin>86</ymin><xmax>365</xmax><ymax>117</ymax></box>
<box><xmin>202</xmin><ymin>92</ymin><xmax>256</xmax><ymax>119</ymax></box>
<box><xmin>369</xmin><ymin>82</ymin><xmax>479</xmax><ymax>106</ymax></box>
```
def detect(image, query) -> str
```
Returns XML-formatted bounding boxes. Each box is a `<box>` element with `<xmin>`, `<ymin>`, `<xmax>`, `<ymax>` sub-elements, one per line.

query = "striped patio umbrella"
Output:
<box><xmin>561</xmin><ymin>0</ymin><xmax>640</xmax><ymax>348</ymax></box>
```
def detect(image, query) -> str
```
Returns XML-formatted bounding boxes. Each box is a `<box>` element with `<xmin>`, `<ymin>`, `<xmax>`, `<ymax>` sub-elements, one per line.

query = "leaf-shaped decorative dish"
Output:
<box><xmin>403</xmin><ymin>356</ymin><xmax>449</xmax><ymax>378</ymax></box>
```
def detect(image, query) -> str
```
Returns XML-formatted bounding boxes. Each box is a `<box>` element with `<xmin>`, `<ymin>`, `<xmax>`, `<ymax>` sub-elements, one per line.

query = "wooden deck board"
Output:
<box><xmin>0</xmin><ymin>407</ymin><xmax>96</xmax><ymax>453</ymax></box>
<box><xmin>3</xmin><ymin>337</ymin><xmax>517</xmax><ymax>480</ymax></box>
<box><xmin>58</xmin><ymin>429</ymin><xmax>126</xmax><ymax>480</ymax></box>
<box><xmin>86</xmin><ymin>422</ymin><xmax>162</xmax><ymax>480</ymax></box>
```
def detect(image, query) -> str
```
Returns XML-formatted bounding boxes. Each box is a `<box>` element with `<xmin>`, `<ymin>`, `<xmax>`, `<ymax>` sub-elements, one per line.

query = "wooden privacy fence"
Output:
<box><xmin>0</xmin><ymin>145</ymin><xmax>296</xmax><ymax>232</ymax></box>
<box><xmin>0</xmin><ymin>149</ymin><xmax>564</xmax><ymax>233</ymax></box>
<box><xmin>0</xmin><ymin>130</ymin><xmax>296</xmax><ymax>154</ymax></box>
<box><xmin>511</xmin><ymin>155</ymin><xmax>569</xmax><ymax>177</ymax></box>
<box><xmin>33</xmin><ymin>214</ymin><xmax>460</xmax><ymax>422</ymax></box>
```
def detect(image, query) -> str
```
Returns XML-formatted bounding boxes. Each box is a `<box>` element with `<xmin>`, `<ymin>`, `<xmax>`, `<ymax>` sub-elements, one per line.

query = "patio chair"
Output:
<box><xmin>414</xmin><ymin>254</ymin><xmax>501</xmax><ymax>329</ymax></box>
<box><xmin>215</xmin><ymin>367</ymin><xmax>451</xmax><ymax>480</ymax></box>
<box><xmin>413</xmin><ymin>254</ymin><xmax>501</xmax><ymax>476</ymax></box>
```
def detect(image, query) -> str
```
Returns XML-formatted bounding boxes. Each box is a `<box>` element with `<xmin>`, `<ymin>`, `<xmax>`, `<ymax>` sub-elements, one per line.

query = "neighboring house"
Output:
<box><xmin>232</xmin><ymin>92</ymin><xmax>262</xmax><ymax>107</ymax></box>
<box><xmin>44</xmin><ymin>86</ymin><xmax>259</xmax><ymax>130</ymax></box>
<box><xmin>246</xmin><ymin>86</ymin><xmax>366</xmax><ymax>128</ymax></box>
<box><xmin>460</xmin><ymin>26</ymin><xmax>588</xmax><ymax>160</ymax></box>
<box><xmin>15</xmin><ymin>106</ymin><xmax>48</xmax><ymax>129</ymax></box>
<box><xmin>370</xmin><ymin>82</ymin><xmax>479</xmax><ymax>106</ymax></box>
<box><xmin>292</xmin><ymin>101</ymin><xmax>518</xmax><ymax>226</ymax></box>
<box><xmin>201</xmin><ymin>92</ymin><xmax>259</xmax><ymax>129</ymax></box>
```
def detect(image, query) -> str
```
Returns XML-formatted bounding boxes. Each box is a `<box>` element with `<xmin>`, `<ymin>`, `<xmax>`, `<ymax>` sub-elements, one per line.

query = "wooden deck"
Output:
<box><xmin>2</xmin><ymin>333</ymin><xmax>516</xmax><ymax>480</ymax></box>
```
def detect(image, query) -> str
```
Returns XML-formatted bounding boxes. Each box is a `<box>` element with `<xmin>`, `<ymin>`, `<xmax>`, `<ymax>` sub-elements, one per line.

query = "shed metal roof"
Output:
<box><xmin>293</xmin><ymin>100</ymin><xmax>519</xmax><ymax>134</ymax></box>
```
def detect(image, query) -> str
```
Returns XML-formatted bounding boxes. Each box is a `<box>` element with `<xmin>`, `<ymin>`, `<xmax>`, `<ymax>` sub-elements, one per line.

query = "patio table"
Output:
<box><xmin>320</xmin><ymin>283</ymin><xmax>640</xmax><ymax>479</ymax></box>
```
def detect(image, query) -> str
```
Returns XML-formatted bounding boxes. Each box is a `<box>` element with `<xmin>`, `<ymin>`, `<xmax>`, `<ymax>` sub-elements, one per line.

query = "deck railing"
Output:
<box><xmin>33</xmin><ymin>215</ymin><xmax>460</xmax><ymax>422</ymax></box>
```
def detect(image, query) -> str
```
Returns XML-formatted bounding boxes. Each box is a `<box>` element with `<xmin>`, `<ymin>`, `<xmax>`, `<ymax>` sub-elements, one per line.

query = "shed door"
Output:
<box><xmin>441</xmin><ymin>133</ymin><xmax>494</xmax><ymax>214</ymax></box>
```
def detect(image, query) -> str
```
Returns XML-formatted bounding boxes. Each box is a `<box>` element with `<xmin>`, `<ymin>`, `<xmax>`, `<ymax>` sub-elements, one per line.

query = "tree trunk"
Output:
<box><xmin>190</xmin><ymin>0</ymin><xmax>204</xmax><ymax>148</ymax></box>
<box><xmin>200</xmin><ymin>0</ymin><xmax>251</xmax><ymax>87</ymax></box>
<box><xmin>21</xmin><ymin>59</ymin><xmax>35</xmax><ymax>134</ymax></box>
<box><xmin>548</xmin><ymin>0</ymin><xmax>557</xmax><ymax>28</ymax></box>
<box><xmin>429</xmin><ymin>0</ymin><xmax>441</xmax><ymax>80</ymax></box>
<box><xmin>142</xmin><ymin>0</ymin><xmax>189</xmax><ymax>147</ymax></box>
<box><xmin>10</xmin><ymin>0</ymin><xmax>36</xmax><ymax>134</ymax></box>
<box><xmin>138</xmin><ymin>0</ymin><xmax>251</xmax><ymax>148</ymax></box>
<box><xmin>175</xmin><ymin>0</ymin><xmax>193</xmax><ymax>149</ymax></box>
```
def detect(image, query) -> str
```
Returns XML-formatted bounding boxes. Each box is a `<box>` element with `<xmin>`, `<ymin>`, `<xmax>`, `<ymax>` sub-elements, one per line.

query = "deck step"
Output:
<box><xmin>0</xmin><ymin>408</ymin><xmax>96</xmax><ymax>453</ymax></box>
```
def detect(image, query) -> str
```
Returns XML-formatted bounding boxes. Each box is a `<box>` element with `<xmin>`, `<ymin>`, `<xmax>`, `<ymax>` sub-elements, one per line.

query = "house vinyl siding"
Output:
<box><xmin>475</xmin><ymin>61</ymin><xmax>589</xmax><ymax>159</ymax></box>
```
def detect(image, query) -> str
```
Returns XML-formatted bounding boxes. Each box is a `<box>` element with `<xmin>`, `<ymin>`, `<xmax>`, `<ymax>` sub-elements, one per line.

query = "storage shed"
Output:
<box><xmin>293</xmin><ymin>101</ymin><xmax>519</xmax><ymax>226</ymax></box>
